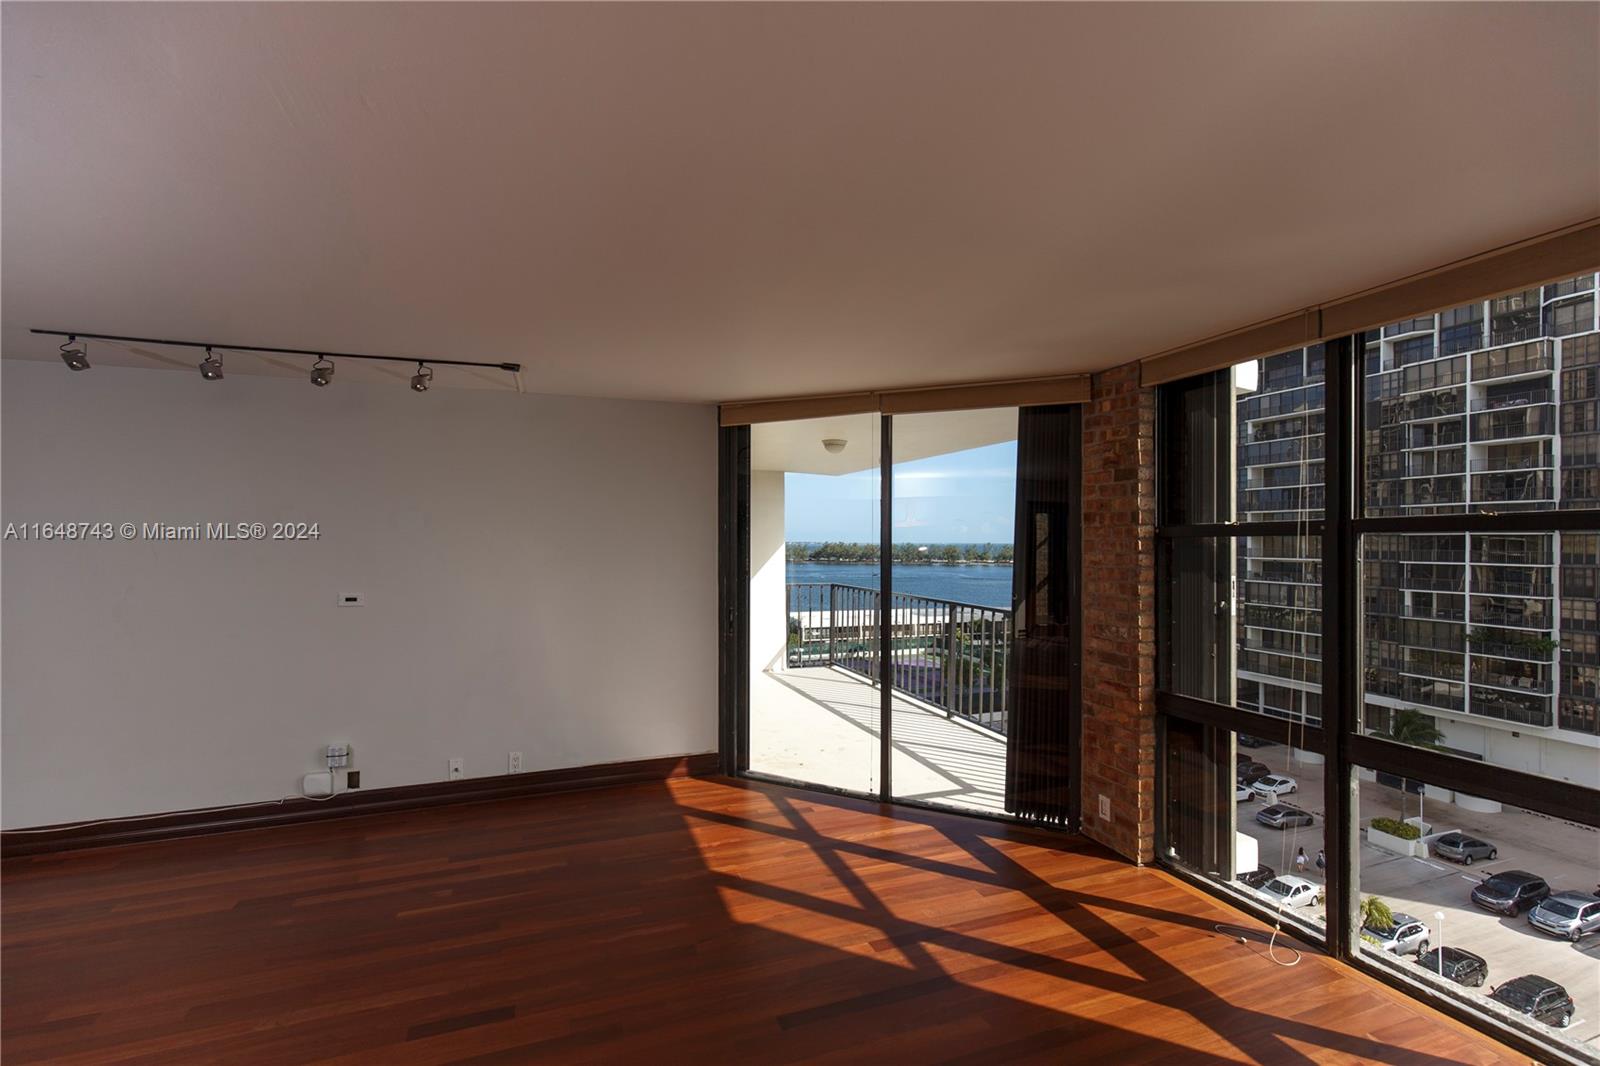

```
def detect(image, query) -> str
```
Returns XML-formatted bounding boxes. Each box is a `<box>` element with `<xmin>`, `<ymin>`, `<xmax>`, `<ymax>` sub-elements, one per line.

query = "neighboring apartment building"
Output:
<box><xmin>1234</xmin><ymin>273</ymin><xmax>1600</xmax><ymax>787</ymax></box>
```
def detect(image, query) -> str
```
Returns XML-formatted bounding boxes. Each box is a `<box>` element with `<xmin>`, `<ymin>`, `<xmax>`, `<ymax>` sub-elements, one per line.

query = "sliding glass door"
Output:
<box><xmin>887</xmin><ymin>408</ymin><xmax>1019</xmax><ymax>814</ymax></box>
<box><xmin>729</xmin><ymin>405</ymin><xmax>1079</xmax><ymax>825</ymax></box>
<box><xmin>746</xmin><ymin>413</ymin><xmax>881</xmax><ymax>795</ymax></box>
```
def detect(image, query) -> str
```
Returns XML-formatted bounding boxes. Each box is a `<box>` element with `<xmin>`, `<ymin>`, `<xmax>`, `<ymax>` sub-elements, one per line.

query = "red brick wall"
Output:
<box><xmin>1079</xmin><ymin>363</ymin><xmax>1158</xmax><ymax>863</ymax></box>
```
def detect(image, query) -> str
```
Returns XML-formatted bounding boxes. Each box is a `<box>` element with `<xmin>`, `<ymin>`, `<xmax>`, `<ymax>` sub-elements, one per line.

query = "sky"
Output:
<box><xmin>785</xmin><ymin>441</ymin><xmax>1018</xmax><ymax>544</ymax></box>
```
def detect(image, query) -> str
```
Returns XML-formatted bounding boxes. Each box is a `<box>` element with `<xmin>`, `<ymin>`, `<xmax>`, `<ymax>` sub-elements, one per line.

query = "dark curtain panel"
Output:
<box><xmin>1005</xmin><ymin>404</ymin><xmax>1082</xmax><ymax>824</ymax></box>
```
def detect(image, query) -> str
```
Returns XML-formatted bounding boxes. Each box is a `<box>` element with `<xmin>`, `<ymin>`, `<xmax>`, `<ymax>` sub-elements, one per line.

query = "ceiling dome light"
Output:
<box><xmin>822</xmin><ymin>438</ymin><xmax>847</xmax><ymax>454</ymax></box>
<box><xmin>58</xmin><ymin>337</ymin><xmax>90</xmax><ymax>371</ymax></box>
<box><xmin>199</xmin><ymin>347</ymin><xmax>224</xmax><ymax>381</ymax></box>
<box><xmin>309</xmin><ymin>356</ymin><xmax>335</xmax><ymax>387</ymax></box>
<box><xmin>410</xmin><ymin>362</ymin><xmax>433</xmax><ymax>392</ymax></box>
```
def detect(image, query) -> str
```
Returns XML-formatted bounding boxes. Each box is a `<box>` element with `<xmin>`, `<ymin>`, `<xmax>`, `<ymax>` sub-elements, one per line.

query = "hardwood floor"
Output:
<box><xmin>3</xmin><ymin>775</ymin><xmax>1524</xmax><ymax>1064</ymax></box>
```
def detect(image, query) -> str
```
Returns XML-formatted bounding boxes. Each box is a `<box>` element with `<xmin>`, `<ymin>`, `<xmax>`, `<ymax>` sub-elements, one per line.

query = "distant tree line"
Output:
<box><xmin>787</xmin><ymin>542</ymin><xmax>1014</xmax><ymax>565</ymax></box>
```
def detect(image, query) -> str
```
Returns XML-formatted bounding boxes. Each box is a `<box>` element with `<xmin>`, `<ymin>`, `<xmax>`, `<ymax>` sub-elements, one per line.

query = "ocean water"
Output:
<box><xmin>787</xmin><ymin>561</ymin><xmax>1012</xmax><ymax>609</ymax></box>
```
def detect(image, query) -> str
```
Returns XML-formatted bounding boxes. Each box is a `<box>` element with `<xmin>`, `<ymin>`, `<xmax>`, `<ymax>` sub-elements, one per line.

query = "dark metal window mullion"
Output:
<box><xmin>1321</xmin><ymin>333</ymin><xmax>1359</xmax><ymax>962</ymax></box>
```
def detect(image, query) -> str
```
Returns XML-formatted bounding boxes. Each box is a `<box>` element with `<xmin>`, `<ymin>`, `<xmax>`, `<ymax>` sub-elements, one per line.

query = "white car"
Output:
<box><xmin>1256</xmin><ymin>875</ymin><xmax>1324</xmax><ymax>910</ymax></box>
<box><xmin>1235</xmin><ymin>782</ymin><xmax>1255</xmax><ymax>802</ymax></box>
<box><xmin>1251</xmin><ymin>774</ymin><xmax>1298</xmax><ymax>799</ymax></box>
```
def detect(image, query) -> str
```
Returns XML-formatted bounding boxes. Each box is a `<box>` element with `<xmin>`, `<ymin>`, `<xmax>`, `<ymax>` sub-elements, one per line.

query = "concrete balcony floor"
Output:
<box><xmin>749</xmin><ymin>665</ymin><xmax>1007</xmax><ymax>814</ymax></box>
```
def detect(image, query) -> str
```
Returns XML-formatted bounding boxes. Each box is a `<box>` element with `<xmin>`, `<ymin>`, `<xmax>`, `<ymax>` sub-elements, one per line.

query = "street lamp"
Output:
<box><xmin>1434</xmin><ymin>910</ymin><xmax>1445</xmax><ymax>978</ymax></box>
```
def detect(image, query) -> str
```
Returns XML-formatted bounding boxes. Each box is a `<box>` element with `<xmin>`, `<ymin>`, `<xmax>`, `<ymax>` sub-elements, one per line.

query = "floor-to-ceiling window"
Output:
<box><xmin>724</xmin><ymin>402</ymin><xmax>1075</xmax><ymax>823</ymax></box>
<box><xmin>1157</xmin><ymin>272</ymin><xmax>1600</xmax><ymax>1065</ymax></box>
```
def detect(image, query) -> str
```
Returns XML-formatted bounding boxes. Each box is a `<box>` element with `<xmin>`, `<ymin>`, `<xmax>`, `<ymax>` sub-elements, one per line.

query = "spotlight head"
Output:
<box><xmin>58</xmin><ymin>337</ymin><xmax>90</xmax><ymax>371</ymax></box>
<box><xmin>410</xmin><ymin>363</ymin><xmax>433</xmax><ymax>392</ymax></box>
<box><xmin>310</xmin><ymin>357</ymin><xmax>335</xmax><ymax>387</ymax></box>
<box><xmin>199</xmin><ymin>348</ymin><xmax>224</xmax><ymax>381</ymax></box>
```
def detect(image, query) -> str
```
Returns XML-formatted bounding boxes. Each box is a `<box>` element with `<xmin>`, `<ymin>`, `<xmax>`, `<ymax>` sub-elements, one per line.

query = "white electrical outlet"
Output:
<box><xmin>1098</xmin><ymin>794</ymin><xmax>1111</xmax><ymax>821</ymax></box>
<box><xmin>509</xmin><ymin>751</ymin><xmax>524</xmax><ymax>774</ymax></box>
<box><xmin>448</xmin><ymin>757</ymin><xmax>464</xmax><ymax>781</ymax></box>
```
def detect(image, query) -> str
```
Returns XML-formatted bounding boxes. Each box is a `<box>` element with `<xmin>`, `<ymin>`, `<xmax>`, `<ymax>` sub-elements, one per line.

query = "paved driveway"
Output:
<box><xmin>1231</xmin><ymin>741</ymin><xmax>1599</xmax><ymax>1052</ymax></box>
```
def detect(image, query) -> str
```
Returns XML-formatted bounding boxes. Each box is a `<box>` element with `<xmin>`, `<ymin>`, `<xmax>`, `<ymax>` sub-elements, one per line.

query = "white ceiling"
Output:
<box><xmin>3</xmin><ymin>4</ymin><xmax>1596</xmax><ymax>402</ymax></box>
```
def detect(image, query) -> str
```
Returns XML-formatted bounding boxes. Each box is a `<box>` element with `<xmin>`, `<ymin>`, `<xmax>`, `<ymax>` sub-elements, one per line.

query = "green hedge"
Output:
<box><xmin>1369</xmin><ymin>817</ymin><xmax>1421</xmax><ymax>840</ymax></box>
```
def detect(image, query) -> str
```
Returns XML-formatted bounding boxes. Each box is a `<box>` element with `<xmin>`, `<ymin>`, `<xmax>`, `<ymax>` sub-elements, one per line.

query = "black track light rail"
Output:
<box><xmin>31</xmin><ymin>329</ymin><xmax>522</xmax><ymax>373</ymax></box>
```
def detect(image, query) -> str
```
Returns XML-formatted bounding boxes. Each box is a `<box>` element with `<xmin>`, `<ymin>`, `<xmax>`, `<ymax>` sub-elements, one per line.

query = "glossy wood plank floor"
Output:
<box><xmin>3</xmin><ymin>776</ymin><xmax>1525</xmax><ymax>1064</ymax></box>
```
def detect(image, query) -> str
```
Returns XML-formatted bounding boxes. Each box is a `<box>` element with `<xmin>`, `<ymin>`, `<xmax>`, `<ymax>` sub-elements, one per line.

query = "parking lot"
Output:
<box><xmin>1232</xmin><ymin>741</ymin><xmax>1600</xmax><ymax>1052</ymax></box>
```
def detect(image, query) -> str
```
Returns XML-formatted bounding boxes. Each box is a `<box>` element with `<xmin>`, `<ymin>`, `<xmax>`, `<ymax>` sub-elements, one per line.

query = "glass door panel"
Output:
<box><xmin>747</xmin><ymin>413</ymin><xmax>881</xmax><ymax>795</ymax></box>
<box><xmin>887</xmin><ymin>408</ymin><xmax>1019</xmax><ymax>814</ymax></box>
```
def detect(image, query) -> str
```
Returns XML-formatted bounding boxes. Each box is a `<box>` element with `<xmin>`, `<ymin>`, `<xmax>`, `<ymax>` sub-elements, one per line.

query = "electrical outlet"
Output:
<box><xmin>1098</xmin><ymin>794</ymin><xmax>1111</xmax><ymax>821</ymax></box>
<box><xmin>448</xmin><ymin>757</ymin><xmax>464</xmax><ymax>781</ymax></box>
<box><xmin>509</xmin><ymin>751</ymin><xmax>524</xmax><ymax>774</ymax></box>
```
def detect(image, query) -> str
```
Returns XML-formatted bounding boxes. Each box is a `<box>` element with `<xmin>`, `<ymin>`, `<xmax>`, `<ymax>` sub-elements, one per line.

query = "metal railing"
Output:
<box><xmin>786</xmin><ymin>582</ymin><xmax>1012</xmax><ymax>735</ymax></box>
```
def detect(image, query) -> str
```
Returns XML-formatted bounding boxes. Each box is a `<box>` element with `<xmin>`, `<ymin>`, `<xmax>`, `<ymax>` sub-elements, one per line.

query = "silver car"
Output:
<box><xmin>1433</xmin><ymin>831</ymin><xmax>1498</xmax><ymax>866</ymax></box>
<box><xmin>1364</xmin><ymin>913</ymin><xmax>1430</xmax><ymax>956</ymax></box>
<box><xmin>1528</xmin><ymin>892</ymin><xmax>1600</xmax><ymax>942</ymax></box>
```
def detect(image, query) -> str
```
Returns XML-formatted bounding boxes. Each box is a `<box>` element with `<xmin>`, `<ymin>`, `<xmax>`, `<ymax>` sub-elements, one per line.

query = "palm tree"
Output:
<box><xmin>1383</xmin><ymin>709</ymin><xmax>1443</xmax><ymax>748</ymax></box>
<box><xmin>1358</xmin><ymin>895</ymin><xmax>1395</xmax><ymax>935</ymax></box>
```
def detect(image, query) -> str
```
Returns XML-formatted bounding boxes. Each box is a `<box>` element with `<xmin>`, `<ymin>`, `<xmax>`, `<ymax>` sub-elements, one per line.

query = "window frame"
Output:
<box><xmin>1156</xmin><ymin>327</ymin><xmax>1600</xmax><ymax>1066</ymax></box>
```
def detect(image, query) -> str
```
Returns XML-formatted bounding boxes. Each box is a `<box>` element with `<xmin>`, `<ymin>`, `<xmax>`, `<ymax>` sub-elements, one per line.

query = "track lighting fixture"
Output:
<box><xmin>58</xmin><ymin>337</ymin><xmax>90</xmax><ymax>371</ymax></box>
<box><xmin>32</xmin><ymin>329</ymin><xmax>521</xmax><ymax>390</ymax></box>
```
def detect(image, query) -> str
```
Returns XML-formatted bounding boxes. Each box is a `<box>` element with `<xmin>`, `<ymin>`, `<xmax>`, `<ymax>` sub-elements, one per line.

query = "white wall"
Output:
<box><xmin>1</xmin><ymin>361</ymin><xmax>717</xmax><ymax>827</ymax></box>
<box><xmin>749</xmin><ymin>471</ymin><xmax>786</xmax><ymax>677</ymax></box>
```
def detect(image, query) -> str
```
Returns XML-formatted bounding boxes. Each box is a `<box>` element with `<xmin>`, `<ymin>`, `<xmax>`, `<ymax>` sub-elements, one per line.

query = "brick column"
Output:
<box><xmin>1079</xmin><ymin>363</ymin><xmax>1158</xmax><ymax>863</ymax></box>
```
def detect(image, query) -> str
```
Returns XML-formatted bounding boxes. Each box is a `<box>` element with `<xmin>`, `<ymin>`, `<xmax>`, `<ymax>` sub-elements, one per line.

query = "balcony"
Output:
<box><xmin>1468</xmin><ymin>688</ymin><xmax>1554</xmax><ymax>728</ymax></box>
<box><xmin>1469</xmin><ymin>404</ymin><xmax>1555</xmax><ymax>442</ymax></box>
<box><xmin>1470</xmin><ymin>386</ymin><xmax>1553</xmax><ymax>412</ymax></box>
<box><xmin>1470</xmin><ymin>340</ymin><xmax>1553</xmax><ymax>381</ymax></box>
<box><xmin>750</xmin><ymin>583</ymin><xmax>1010</xmax><ymax>813</ymax></box>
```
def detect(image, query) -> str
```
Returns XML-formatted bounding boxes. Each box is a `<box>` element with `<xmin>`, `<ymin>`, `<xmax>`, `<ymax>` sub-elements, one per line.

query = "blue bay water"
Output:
<box><xmin>787</xmin><ymin>561</ymin><xmax>1012</xmax><ymax>609</ymax></box>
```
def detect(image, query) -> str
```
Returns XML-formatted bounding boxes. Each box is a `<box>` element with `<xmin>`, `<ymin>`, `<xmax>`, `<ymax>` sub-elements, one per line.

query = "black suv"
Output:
<box><xmin>1414</xmin><ymin>946</ymin><xmax>1487</xmax><ymax>988</ymax></box>
<box><xmin>1489</xmin><ymin>975</ymin><xmax>1575</xmax><ymax>1028</ymax></box>
<box><xmin>1236</xmin><ymin>761</ymin><xmax>1272</xmax><ymax>785</ymax></box>
<box><xmin>1471</xmin><ymin>870</ymin><xmax>1551</xmax><ymax>916</ymax></box>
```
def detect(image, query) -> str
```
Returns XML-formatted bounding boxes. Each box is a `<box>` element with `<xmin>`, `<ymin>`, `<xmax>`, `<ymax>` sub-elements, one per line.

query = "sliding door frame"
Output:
<box><xmin>719</xmin><ymin>410</ymin><xmax>1083</xmax><ymax>827</ymax></box>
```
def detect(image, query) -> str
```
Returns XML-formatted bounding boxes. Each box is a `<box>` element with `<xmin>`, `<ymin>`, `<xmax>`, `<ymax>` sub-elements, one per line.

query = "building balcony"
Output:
<box><xmin>1469</xmin><ymin>340</ymin><xmax>1554</xmax><ymax>381</ymax></box>
<box><xmin>757</xmin><ymin>584</ymin><xmax>1010</xmax><ymax>813</ymax></box>
<box><xmin>1469</xmin><ymin>404</ymin><xmax>1555</xmax><ymax>442</ymax></box>
<box><xmin>1468</xmin><ymin>689</ymin><xmax>1554</xmax><ymax>728</ymax></box>
<box><xmin>1470</xmin><ymin>387</ymin><xmax>1554</xmax><ymax>412</ymax></box>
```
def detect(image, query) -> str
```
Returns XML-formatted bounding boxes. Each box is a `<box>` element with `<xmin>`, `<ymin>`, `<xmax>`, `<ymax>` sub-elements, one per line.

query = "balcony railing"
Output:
<box><xmin>1470</xmin><ymin>341</ymin><xmax>1553</xmax><ymax>381</ymax></box>
<box><xmin>786</xmin><ymin>583</ymin><xmax>1012</xmax><ymax>735</ymax></box>
<box><xmin>1468</xmin><ymin>690</ymin><xmax>1553</xmax><ymax>728</ymax></box>
<box><xmin>1470</xmin><ymin>387</ymin><xmax>1554</xmax><ymax>413</ymax></box>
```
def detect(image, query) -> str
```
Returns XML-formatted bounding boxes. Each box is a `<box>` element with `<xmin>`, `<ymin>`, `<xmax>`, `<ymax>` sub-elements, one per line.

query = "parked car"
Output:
<box><xmin>1489</xmin><ymin>975</ymin><xmax>1575</xmax><ymax>1028</ymax></box>
<box><xmin>1235</xmin><ymin>781</ymin><xmax>1256</xmax><ymax>802</ymax></box>
<box><xmin>1250</xmin><ymin>774</ymin><xmax>1298</xmax><ymax>800</ymax></box>
<box><xmin>1256</xmin><ymin>803</ymin><xmax>1315</xmax><ymax>829</ymax></box>
<box><xmin>1238</xmin><ymin>864</ymin><xmax>1275</xmax><ymax>889</ymax></box>
<box><xmin>1364</xmin><ymin>913</ymin><xmax>1430</xmax><ymax>956</ymax></box>
<box><xmin>1528</xmin><ymin>891</ymin><xmax>1600</xmax><ymax>942</ymax></box>
<box><xmin>1433</xmin><ymin>831</ymin><xmax>1498</xmax><ymax>866</ymax></box>
<box><xmin>1414</xmin><ymin>946</ymin><xmax>1488</xmax><ymax>988</ymax></box>
<box><xmin>1237</xmin><ymin>734</ymin><xmax>1272</xmax><ymax>748</ymax></box>
<box><xmin>1237</xmin><ymin>761</ymin><xmax>1272</xmax><ymax>785</ymax></box>
<box><xmin>1471</xmin><ymin>871</ymin><xmax>1551</xmax><ymax>916</ymax></box>
<box><xmin>1256</xmin><ymin>875</ymin><xmax>1323</xmax><ymax>910</ymax></box>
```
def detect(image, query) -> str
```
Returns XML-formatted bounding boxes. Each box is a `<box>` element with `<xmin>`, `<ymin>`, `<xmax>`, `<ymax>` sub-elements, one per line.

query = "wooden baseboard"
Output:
<box><xmin>2</xmin><ymin>752</ymin><xmax>720</xmax><ymax>858</ymax></box>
